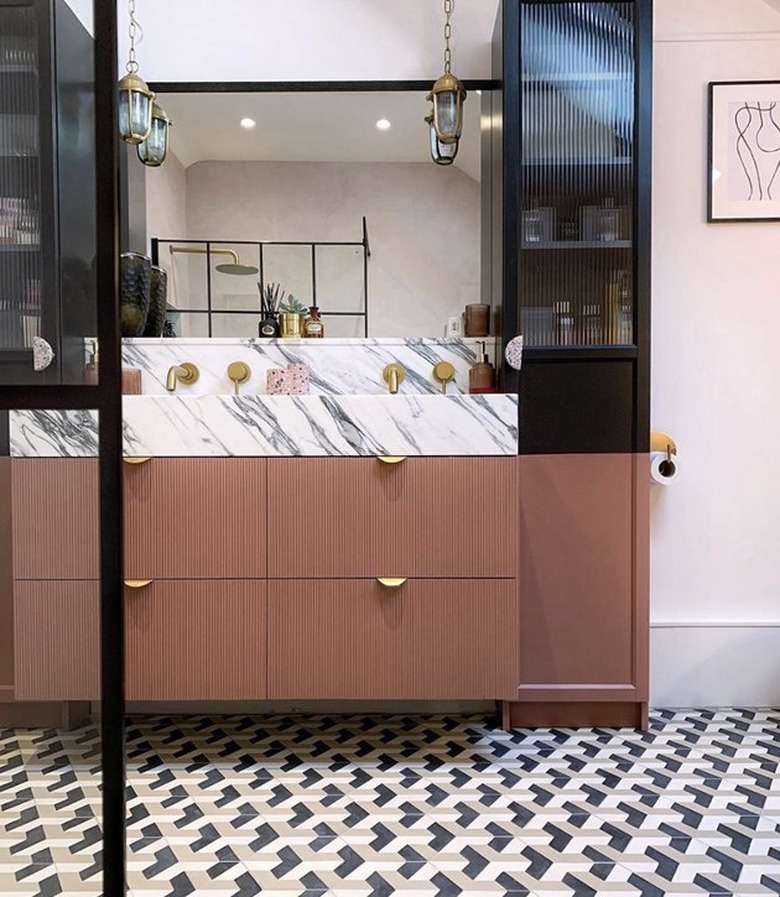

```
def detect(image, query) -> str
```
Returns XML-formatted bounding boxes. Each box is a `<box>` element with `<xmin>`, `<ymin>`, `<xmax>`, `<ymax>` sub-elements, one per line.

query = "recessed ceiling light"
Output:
<box><xmin>375</xmin><ymin>118</ymin><xmax>392</xmax><ymax>131</ymax></box>
<box><xmin>240</xmin><ymin>117</ymin><xmax>256</xmax><ymax>129</ymax></box>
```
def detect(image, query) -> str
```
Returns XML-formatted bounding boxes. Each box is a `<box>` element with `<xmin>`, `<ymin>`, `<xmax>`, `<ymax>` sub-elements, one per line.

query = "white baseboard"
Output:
<box><xmin>651</xmin><ymin>623</ymin><xmax>780</xmax><ymax>707</ymax></box>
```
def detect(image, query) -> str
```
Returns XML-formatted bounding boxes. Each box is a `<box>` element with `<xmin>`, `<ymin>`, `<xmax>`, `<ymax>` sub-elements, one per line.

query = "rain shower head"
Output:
<box><xmin>169</xmin><ymin>245</ymin><xmax>258</xmax><ymax>275</ymax></box>
<box><xmin>215</xmin><ymin>262</ymin><xmax>259</xmax><ymax>275</ymax></box>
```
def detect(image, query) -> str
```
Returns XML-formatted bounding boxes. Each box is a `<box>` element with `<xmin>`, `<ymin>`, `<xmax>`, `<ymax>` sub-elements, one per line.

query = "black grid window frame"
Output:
<box><xmin>151</xmin><ymin>224</ymin><xmax>371</xmax><ymax>338</ymax></box>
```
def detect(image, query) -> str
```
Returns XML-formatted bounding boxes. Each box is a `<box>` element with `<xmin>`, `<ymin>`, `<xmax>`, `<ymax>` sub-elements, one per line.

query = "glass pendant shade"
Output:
<box><xmin>426</xmin><ymin>114</ymin><xmax>457</xmax><ymax>165</ymax></box>
<box><xmin>118</xmin><ymin>71</ymin><xmax>154</xmax><ymax>144</ymax></box>
<box><xmin>429</xmin><ymin>73</ymin><xmax>466</xmax><ymax>143</ymax></box>
<box><xmin>137</xmin><ymin>103</ymin><xmax>171</xmax><ymax>166</ymax></box>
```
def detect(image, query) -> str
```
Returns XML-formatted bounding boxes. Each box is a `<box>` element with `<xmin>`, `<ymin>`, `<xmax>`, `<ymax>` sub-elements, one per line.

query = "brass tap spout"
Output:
<box><xmin>382</xmin><ymin>363</ymin><xmax>406</xmax><ymax>395</ymax></box>
<box><xmin>165</xmin><ymin>362</ymin><xmax>200</xmax><ymax>392</ymax></box>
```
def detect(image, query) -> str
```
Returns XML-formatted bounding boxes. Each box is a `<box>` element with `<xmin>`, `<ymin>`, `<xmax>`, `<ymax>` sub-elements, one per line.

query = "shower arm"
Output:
<box><xmin>169</xmin><ymin>246</ymin><xmax>240</xmax><ymax>265</ymax></box>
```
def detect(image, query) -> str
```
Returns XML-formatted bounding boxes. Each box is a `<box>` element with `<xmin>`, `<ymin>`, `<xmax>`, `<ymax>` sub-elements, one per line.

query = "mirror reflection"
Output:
<box><xmin>137</xmin><ymin>90</ymin><xmax>482</xmax><ymax>338</ymax></box>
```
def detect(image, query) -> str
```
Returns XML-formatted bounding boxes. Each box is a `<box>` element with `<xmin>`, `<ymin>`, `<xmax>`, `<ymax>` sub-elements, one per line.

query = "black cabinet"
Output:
<box><xmin>485</xmin><ymin>0</ymin><xmax>651</xmax><ymax>453</ymax></box>
<box><xmin>0</xmin><ymin>0</ymin><xmax>96</xmax><ymax>385</ymax></box>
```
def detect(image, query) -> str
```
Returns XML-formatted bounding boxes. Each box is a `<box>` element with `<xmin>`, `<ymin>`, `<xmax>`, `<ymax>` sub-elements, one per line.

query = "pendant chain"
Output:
<box><xmin>444</xmin><ymin>0</ymin><xmax>454</xmax><ymax>74</ymax></box>
<box><xmin>127</xmin><ymin>0</ymin><xmax>141</xmax><ymax>74</ymax></box>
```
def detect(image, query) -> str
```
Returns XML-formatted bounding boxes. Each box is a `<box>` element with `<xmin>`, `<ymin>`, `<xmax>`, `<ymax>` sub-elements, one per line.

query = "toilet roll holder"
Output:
<box><xmin>650</xmin><ymin>430</ymin><xmax>676</xmax><ymax>462</ymax></box>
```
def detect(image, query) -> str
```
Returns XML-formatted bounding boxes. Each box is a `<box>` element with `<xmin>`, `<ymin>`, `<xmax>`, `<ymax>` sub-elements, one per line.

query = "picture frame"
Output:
<box><xmin>708</xmin><ymin>80</ymin><xmax>780</xmax><ymax>222</ymax></box>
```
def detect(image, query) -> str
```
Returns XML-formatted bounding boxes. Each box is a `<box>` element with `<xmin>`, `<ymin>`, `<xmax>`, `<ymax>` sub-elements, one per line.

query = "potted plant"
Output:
<box><xmin>278</xmin><ymin>294</ymin><xmax>309</xmax><ymax>337</ymax></box>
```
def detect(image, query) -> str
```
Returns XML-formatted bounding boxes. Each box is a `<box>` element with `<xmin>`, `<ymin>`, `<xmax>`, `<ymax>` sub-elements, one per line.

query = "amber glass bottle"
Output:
<box><xmin>303</xmin><ymin>306</ymin><xmax>325</xmax><ymax>338</ymax></box>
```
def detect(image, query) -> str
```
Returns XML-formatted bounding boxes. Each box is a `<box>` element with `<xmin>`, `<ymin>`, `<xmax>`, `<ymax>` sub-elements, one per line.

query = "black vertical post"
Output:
<box><xmin>633</xmin><ymin>0</ymin><xmax>652</xmax><ymax>453</ymax></box>
<box><xmin>94</xmin><ymin>0</ymin><xmax>126</xmax><ymax>894</ymax></box>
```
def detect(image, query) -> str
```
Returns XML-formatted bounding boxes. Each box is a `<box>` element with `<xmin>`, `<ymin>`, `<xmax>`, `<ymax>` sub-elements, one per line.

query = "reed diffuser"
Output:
<box><xmin>258</xmin><ymin>282</ymin><xmax>285</xmax><ymax>338</ymax></box>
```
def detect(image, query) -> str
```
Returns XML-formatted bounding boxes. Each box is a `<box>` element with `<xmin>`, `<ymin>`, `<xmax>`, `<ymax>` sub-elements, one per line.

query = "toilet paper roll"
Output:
<box><xmin>650</xmin><ymin>450</ymin><xmax>680</xmax><ymax>486</ymax></box>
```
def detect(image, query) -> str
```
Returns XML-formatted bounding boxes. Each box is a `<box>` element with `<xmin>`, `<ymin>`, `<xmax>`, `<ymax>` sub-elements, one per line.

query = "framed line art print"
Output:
<box><xmin>708</xmin><ymin>80</ymin><xmax>780</xmax><ymax>221</ymax></box>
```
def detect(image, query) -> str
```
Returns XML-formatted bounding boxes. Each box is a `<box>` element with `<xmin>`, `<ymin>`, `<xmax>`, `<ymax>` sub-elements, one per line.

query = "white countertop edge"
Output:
<box><xmin>122</xmin><ymin>336</ymin><xmax>499</xmax><ymax>347</ymax></box>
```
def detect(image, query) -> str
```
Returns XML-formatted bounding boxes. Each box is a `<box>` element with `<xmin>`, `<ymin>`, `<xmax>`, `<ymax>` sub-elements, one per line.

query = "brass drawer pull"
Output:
<box><xmin>124</xmin><ymin>579</ymin><xmax>153</xmax><ymax>589</ymax></box>
<box><xmin>123</xmin><ymin>456</ymin><xmax>152</xmax><ymax>465</ymax></box>
<box><xmin>376</xmin><ymin>577</ymin><xmax>407</xmax><ymax>588</ymax></box>
<box><xmin>377</xmin><ymin>456</ymin><xmax>406</xmax><ymax>465</ymax></box>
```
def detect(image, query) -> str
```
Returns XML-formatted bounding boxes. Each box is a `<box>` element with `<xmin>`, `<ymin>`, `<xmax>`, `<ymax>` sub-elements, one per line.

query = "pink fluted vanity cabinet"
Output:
<box><xmin>3</xmin><ymin>458</ymin><xmax>97</xmax><ymax>724</ymax></box>
<box><xmin>5</xmin><ymin>455</ymin><xmax>521</xmax><ymax>716</ymax></box>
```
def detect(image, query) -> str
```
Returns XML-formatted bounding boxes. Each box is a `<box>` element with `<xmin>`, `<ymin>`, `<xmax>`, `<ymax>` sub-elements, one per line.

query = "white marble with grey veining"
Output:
<box><xmin>121</xmin><ymin>337</ymin><xmax>498</xmax><ymax>397</ymax></box>
<box><xmin>9</xmin><ymin>393</ymin><xmax>518</xmax><ymax>457</ymax></box>
<box><xmin>9</xmin><ymin>409</ymin><xmax>100</xmax><ymax>457</ymax></box>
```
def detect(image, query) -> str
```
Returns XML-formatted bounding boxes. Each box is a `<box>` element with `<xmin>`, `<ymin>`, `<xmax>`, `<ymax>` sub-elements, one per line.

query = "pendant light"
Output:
<box><xmin>425</xmin><ymin>113</ymin><xmax>457</xmax><ymax>165</ymax></box>
<box><xmin>137</xmin><ymin>101</ymin><xmax>172</xmax><ymax>167</ymax></box>
<box><xmin>117</xmin><ymin>0</ymin><xmax>155</xmax><ymax>145</ymax></box>
<box><xmin>426</xmin><ymin>0</ymin><xmax>467</xmax><ymax>164</ymax></box>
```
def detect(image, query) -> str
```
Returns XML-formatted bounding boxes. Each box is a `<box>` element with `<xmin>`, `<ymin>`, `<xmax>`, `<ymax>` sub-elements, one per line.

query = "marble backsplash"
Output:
<box><xmin>121</xmin><ymin>337</ymin><xmax>499</xmax><ymax>397</ymax></box>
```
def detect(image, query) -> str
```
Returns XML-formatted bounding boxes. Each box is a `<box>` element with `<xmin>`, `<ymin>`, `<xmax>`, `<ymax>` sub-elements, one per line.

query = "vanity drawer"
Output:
<box><xmin>268</xmin><ymin>457</ymin><xmax>518</xmax><ymax>578</ymax></box>
<box><xmin>12</xmin><ymin>459</ymin><xmax>99</xmax><ymax>580</ymax></box>
<box><xmin>124</xmin><ymin>457</ymin><xmax>267</xmax><ymax>579</ymax></box>
<box><xmin>15</xmin><ymin>579</ymin><xmax>267</xmax><ymax>702</ymax></box>
<box><xmin>14</xmin><ymin>580</ymin><xmax>100</xmax><ymax>700</ymax></box>
<box><xmin>125</xmin><ymin>579</ymin><xmax>266</xmax><ymax>701</ymax></box>
<box><xmin>268</xmin><ymin>578</ymin><xmax>518</xmax><ymax>700</ymax></box>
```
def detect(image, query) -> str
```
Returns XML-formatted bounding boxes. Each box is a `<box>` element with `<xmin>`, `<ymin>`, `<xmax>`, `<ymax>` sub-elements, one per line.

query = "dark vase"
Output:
<box><xmin>142</xmin><ymin>265</ymin><xmax>167</xmax><ymax>337</ymax></box>
<box><xmin>119</xmin><ymin>251</ymin><xmax>151</xmax><ymax>337</ymax></box>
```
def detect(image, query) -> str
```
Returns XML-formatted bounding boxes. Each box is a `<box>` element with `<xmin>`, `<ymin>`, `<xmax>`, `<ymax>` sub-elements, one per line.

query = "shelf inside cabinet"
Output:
<box><xmin>521</xmin><ymin>240</ymin><xmax>632</xmax><ymax>250</ymax></box>
<box><xmin>520</xmin><ymin>346</ymin><xmax>638</xmax><ymax>361</ymax></box>
<box><xmin>523</xmin><ymin>157</ymin><xmax>632</xmax><ymax>168</ymax></box>
<box><xmin>0</xmin><ymin>244</ymin><xmax>39</xmax><ymax>252</ymax></box>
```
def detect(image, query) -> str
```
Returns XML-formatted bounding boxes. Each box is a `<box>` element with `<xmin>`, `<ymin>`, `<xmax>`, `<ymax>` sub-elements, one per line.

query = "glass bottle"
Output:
<box><xmin>303</xmin><ymin>306</ymin><xmax>325</xmax><ymax>338</ymax></box>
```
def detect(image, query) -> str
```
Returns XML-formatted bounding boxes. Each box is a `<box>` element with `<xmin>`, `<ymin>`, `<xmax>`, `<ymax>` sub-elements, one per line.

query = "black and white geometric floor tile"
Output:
<box><xmin>2</xmin><ymin>709</ymin><xmax>780</xmax><ymax>896</ymax></box>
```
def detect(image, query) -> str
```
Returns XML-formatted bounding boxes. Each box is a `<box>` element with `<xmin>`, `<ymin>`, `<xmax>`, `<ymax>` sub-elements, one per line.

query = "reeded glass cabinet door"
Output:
<box><xmin>519</xmin><ymin>1</ymin><xmax>636</xmax><ymax>347</ymax></box>
<box><xmin>0</xmin><ymin>0</ymin><xmax>97</xmax><ymax>385</ymax></box>
<box><xmin>0</xmin><ymin>4</ymin><xmax>43</xmax><ymax>360</ymax></box>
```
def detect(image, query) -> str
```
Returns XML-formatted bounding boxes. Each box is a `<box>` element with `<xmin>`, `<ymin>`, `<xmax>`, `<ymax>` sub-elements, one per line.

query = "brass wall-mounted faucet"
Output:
<box><xmin>165</xmin><ymin>362</ymin><xmax>200</xmax><ymax>392</ymax></box>
<box><xmin>382</xmin><ymin>363</ymin><xmax>406</xmax><ymax>395</ymax></box>
<box><xmin>227</xmin><ymin>361</ymin><xmax>251</xmax><ymax>395</ymax></box>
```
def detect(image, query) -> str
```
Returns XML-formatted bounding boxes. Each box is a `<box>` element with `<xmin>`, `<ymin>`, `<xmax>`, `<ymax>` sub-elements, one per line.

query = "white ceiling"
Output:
<box><xmin>158</xmin><ymin>89</ymin><xmax>484</xmax><ymax>182</ymax></box>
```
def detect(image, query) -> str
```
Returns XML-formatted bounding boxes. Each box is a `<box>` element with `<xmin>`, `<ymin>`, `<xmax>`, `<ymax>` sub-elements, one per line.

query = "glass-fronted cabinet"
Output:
<box><xmin>520</xmin><ymin>1</ymin><xmax>636</xmax><ymax>348</ymax></box>
<box><xmin>0</xmin><ymin>0</ymin><xmax>96</xmax><ymax>385</ymax></box>
<box><xmin>486</xmin><ymin>0</ymin><xmax>650</xmax><ymax>453</ymax></box>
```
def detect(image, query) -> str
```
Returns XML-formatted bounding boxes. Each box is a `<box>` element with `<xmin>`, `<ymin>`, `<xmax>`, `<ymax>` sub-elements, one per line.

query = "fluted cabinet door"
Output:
<box><xmin>124</xmin><ymin>458</ymin><xmax>267</xmax><ymax>579</ymax></box>
<box><xmin>268</xmin><ymin>458</ymin><xmax>518</xmax><ymax>578</ymax></box>
<box><xmin>517</xmin><ymin>453</ymin><xmax>649</xmax><ymax>703</ymax></box>
<box><xmin>14</xmin><ymin>581</ymin><xmax>99</xmax><ymax>700</ymax></box>
<box><xmin>11</xmin><ymin>458</ymin><xmax>99</xmax><ymax>579</ymax></box>
<box><xmin>268</xmin><ymin>579</ymin><xmax>519</xmax><ymax>700</ymax></box>
<box><xmin>125</xmin><ymin>580</ymin><xmax>267</xmax><ymax>701</ymax></box>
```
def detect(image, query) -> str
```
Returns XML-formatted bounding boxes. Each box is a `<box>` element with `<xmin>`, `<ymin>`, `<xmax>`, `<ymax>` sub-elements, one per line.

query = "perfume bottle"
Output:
<box><xmin>303</xmin><ymin>306</ymin><xmax>325</xmax><ymax>338</ymax></box>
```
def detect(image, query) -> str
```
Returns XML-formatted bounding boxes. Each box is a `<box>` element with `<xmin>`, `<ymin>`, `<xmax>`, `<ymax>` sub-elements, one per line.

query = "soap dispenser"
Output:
<box><xmin>468</xmin><ymin>340</ymin><xmax>496</xmax><ymax>394</ymax></box>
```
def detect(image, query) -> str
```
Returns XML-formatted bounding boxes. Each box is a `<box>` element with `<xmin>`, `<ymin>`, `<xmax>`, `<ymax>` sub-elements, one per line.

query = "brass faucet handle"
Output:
<box><xmin>227</xmin><ymin>361</ymin><xmax>251</xmax><ymax>395</ymax></box>
<box><xmin>177</xmin><ymin>362</ymin><xmax>200</xmax><ymax>385</ymax></box>
<box><xmin>382</xmin><ymin>363</ymin><xmax>406</xmax><ymax>394</ymax></box>
<box><xmin>432</xmin><ymin>361</ymin><xmax>456</xmax><ymax>394</ymax></box>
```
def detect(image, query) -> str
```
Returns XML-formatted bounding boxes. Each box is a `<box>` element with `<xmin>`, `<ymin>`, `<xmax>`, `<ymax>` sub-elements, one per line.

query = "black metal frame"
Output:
<box><xmin>147</xmin><ymin>79</ymin><xmax>500</xmax><ymax>94</ymax></box>
<box><xmin>0</xmin><ymin>2</ymin><xmax>125</xmax><ymax>896</ymax></box>
<box><xmin>151</xmin><ymin>217</ymin><xmax>371</xmax><ymax>338</ymax></box>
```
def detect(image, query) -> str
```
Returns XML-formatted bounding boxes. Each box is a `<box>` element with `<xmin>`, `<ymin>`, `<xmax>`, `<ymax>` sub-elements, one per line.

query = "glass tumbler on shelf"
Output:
<box><xmin>464</xmin><ymin>303</ymin><xmax>490</xmax><ymax>337</ymax></box>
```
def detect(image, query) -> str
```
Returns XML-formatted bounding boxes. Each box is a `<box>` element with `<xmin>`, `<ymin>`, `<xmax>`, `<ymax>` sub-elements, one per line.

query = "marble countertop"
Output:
<box><xmin>9</xmin><ymin>394</ymin><xmax>519</xmax><ymax>458</ymax></box>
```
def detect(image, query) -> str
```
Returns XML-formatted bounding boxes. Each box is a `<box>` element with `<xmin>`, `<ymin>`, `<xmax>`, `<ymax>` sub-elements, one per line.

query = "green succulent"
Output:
<box><xmin>279</xmin><ymin>294</ymin><xmax>309</xmax><ymax>315</ymax></box>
